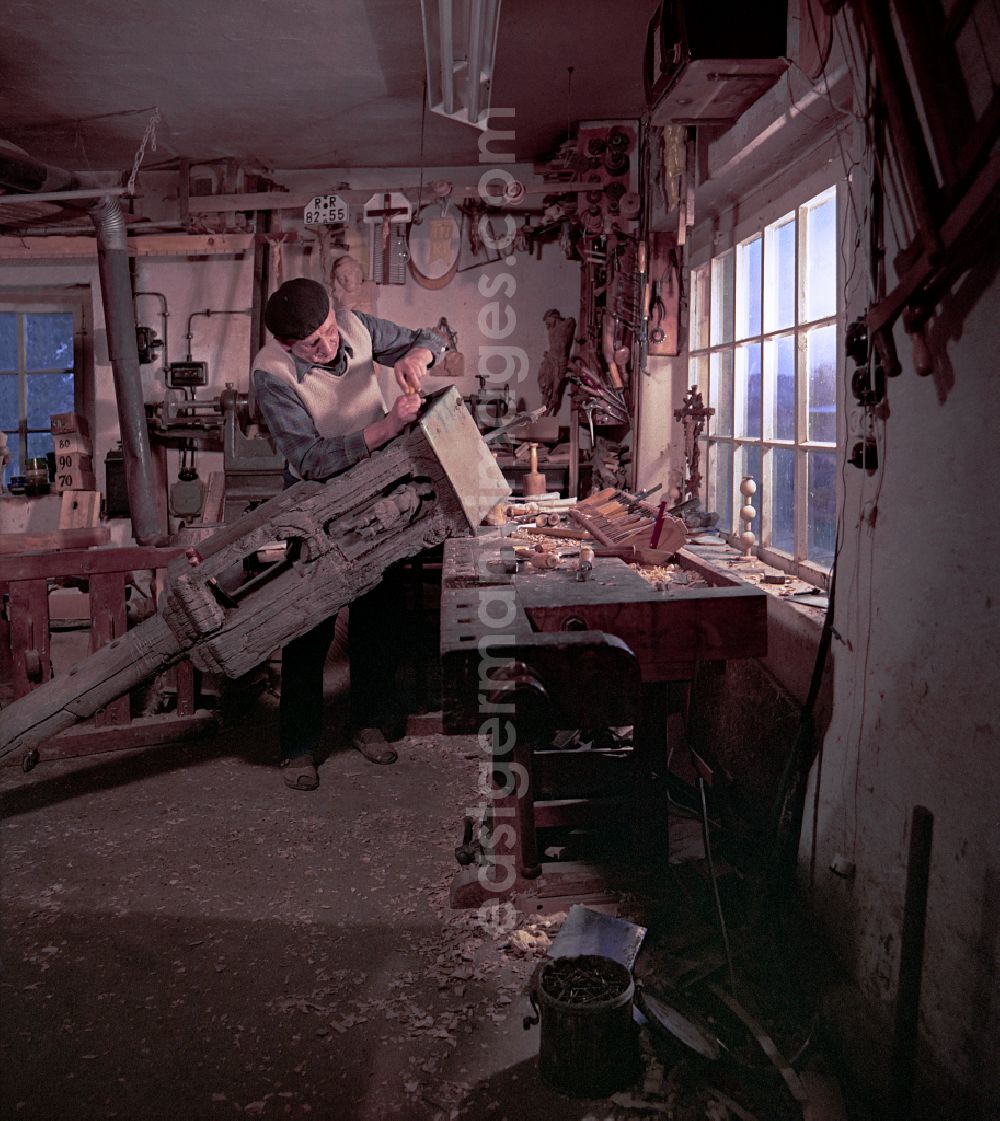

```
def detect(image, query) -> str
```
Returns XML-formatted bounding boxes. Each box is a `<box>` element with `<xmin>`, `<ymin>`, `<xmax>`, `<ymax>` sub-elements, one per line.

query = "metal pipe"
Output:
<box><xmin>0</xmin><ymin>147</ymin><xmax>166</xmax><ymax>544</ymax></box>
<box><xmin>420</xmin><ymin>0</ymin><xmax>439</xmax><ymax>109</ymax></box>
<box><xmin>184</xmin><ymin>307</ymin><xmax>252</xmax><ymax>362</ymax></box>
<box><xmin>88</xmin><ymin>194</ymin><xmax>166</xmax><ymax>544</ymax></box>
<box><xmin>0</xmin><ymin>187</ymin><xmax>127</xmax><ymax>205</ymax></box>
<box><xmin>0</xmin><ymin>222</ymin><xmax>187</xmax><ymax>235</ymax></box>
<box><xmin>134</xmin><ymin>291</ymin><xmax>170</xmax><ymax>369</ymax></box>
<box><xmin>440</xmin><ymin>0</ymin><xmax>455</xmax><ymax>115</ymax></box>
<box><xmin>0</xmin><ymin>149</ymin><xmax>75</xmax><ymax>194</ymax></box>
<box><xmin>467</xmin><ymin>0</ymin><xmax>485</xmax><ymax>124</ymax></box>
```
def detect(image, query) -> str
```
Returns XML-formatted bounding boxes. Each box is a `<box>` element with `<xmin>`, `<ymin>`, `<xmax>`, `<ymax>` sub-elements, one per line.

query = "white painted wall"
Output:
<box><xmin>267</xmin><ymin>166</ymin><xmax>580</xmax><ymax>421</ymax></box>
<box><xmin>801</xmin><ymin>230</ymin><xmax>1000</xmax><ymax>1114</ymax></box>
<box><xmin>634</xmin><ymin>9</ymin><xmax>1000</xmax><ymax>1113</ymax></box>
<box><xmin>0</xmin><ymin>164</ymin><xmax>579</xmax><ymax>537</ymax></box>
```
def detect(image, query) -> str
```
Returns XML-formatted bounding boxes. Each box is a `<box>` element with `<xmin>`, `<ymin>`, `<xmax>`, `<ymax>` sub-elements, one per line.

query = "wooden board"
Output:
<box><xmin>59</xmin><ymin>490</ymin><xmax>102</xmax><ymax>529</ymax></box>
<box><xmin>0</xmin><ymin>234</ymin><xmax>253</xmax><ymax>261</ymax></box>
<box><xmin>0</xmin><ymin>546</ymin><xmax>184</xmax><ymax>582</ymax></box>
<box><xmin>200</xmin><ymin>471</ymin><xmax>226</xmax><ymax>525</ymax></box>
<box><xmin>0</xmin><ymin>527</ymin><xmax>110</xmax><ymax>555</ymax></box>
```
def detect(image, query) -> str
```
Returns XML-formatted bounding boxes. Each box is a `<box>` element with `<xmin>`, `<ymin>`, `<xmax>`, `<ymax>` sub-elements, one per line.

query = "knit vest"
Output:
<box><xmin>252</xmin><ymin>310</ymin><xmax>386</xmax><ymax>449</ymax></box>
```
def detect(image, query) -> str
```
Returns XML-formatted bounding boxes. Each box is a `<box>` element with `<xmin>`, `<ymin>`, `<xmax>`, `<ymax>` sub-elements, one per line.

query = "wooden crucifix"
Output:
<box><xmin>672</xmin><ymin>386</ymin><xmax>715</xmax><ymax>505</ymax></box>
<box><xmin>363</xmin><ymin>191</ymin><xmax>412</xmax><ymax>285</ymax></box>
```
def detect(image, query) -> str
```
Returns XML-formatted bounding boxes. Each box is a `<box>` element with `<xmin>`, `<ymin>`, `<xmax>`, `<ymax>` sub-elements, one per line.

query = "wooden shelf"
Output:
<box><xmin>0</xmin><ymin>233</ymin><xmax>254</xmax><ymax>261</ymax></box>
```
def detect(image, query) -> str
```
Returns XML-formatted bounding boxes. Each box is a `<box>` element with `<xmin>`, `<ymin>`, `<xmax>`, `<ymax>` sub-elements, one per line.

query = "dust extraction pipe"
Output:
<box><xmin>86</xmin><ymin>195</ymin><xmax>165</xmax><ymax>544</ymax></box>
<box><xmin>0</xmin><ymin>147</ymin><xmax>165</xmax><ymax>544</ymax></box>
<box><xmin>0</xmin><ymin>146</ymin><xmax>75</xmax><ymax>193</ymax></box>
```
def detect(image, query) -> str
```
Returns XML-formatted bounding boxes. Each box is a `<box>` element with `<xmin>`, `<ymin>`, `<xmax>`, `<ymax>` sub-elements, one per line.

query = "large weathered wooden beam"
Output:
<box><xmin>0</xmin><ymin>388</ymin><xmax>509</xmax><ymax>761</ymax></box>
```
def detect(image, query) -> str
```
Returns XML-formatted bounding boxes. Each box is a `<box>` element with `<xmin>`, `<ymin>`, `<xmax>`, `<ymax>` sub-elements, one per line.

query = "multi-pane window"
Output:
<box><xmin>0</xmin><ymin>304</ymin><xmax>79</xmax><ymax>483</ymax></box>
<box><xmin>688</xmin><ymin>185</ymin><xmax>839</xmax><ymax>574</ymax></box>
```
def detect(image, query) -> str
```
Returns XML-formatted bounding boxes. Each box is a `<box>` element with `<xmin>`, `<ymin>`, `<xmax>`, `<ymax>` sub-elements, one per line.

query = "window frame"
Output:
<box><xmin>685</xmin><ymin>174</ymin><xmax>845</xmax><ymax>590</ymax></box>
<box><xmin>0</xmin><ymin>288</ymin><xmax>92</xmax><ymax>480</ymax></box>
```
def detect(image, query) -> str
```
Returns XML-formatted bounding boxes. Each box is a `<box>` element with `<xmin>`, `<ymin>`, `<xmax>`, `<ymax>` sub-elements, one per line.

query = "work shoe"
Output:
<box><xmin>282</xmin><ymin>754</ymin><xmax>319</xmax><ymax>790</ymax></box>
<box><xmin>351</xmin><ymin>728</ymin><xmax>398</xmax><ymax>766</ymax></box>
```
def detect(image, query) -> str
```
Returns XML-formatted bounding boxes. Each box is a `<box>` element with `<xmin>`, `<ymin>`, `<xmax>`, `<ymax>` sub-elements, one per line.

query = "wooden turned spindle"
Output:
<box><xmin>738</xmin><ymin>476</ymin><xmax>757</xmax><ymax>560</ymax></box>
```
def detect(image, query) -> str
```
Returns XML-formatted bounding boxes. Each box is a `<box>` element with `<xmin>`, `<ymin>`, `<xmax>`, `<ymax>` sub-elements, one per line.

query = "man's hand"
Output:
<box><xmin>363</xmin><ymin>392</ymin><xmax>422</xmax><ymax>452</ymax></box>
<box><xmin>387</xmin><ymin>391</ymin><xmax>422</xmax><ymax>431</ymax></box>
<box><xmin>394</xmin><ymin>346</ymin><xmax>433</xmax><ymax>394</ymax></box>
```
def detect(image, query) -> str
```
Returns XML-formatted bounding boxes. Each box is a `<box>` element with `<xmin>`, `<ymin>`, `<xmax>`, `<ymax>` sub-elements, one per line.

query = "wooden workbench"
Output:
<box><xmin>440</xmin><ymin>534</ymin><xmax>768</xmax><ymax>908</ymax></box>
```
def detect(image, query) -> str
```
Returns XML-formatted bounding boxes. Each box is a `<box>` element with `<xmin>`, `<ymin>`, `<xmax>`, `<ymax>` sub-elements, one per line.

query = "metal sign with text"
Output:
<box><xmin>303</xmin><ymin>194</ymin><xmax>350</xmax><ymax>225</ymax></box>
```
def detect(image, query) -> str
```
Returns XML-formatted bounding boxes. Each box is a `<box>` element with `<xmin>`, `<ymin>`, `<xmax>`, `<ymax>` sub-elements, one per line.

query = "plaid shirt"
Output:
<box><xmin>252</xmin><ymin>311</ymin><xmax>446</xmax><ymax>481</ymax></box>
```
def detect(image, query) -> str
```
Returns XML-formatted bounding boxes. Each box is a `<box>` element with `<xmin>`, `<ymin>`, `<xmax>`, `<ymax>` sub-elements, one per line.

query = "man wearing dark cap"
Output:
<box><xmin>252</xmin><ymin>277</ymin><xmax>446</xmax><ymax>789</ymax></box>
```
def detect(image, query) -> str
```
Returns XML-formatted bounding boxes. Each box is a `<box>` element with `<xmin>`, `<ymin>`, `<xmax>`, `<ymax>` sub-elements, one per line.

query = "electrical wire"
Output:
<box><xmin>832</xmin><ymin>11</ymin><xmax>908</xmax><ymax>257</ymax></box>
<box><xmin>699</xmin><ymin>774</ymin><xmax>736</xmax><ymax>994</ymax></box>
<box><xmin>9</xmin><ymin>105</ymin><xmax>161</xmax><ymax>132</ymax></box>
<box><xmin>849</xmin><ymin>363</ymin><xmax>888</xmax><ymax>866</ymax></box>
<box><xmin>785</xmin><ymin>7</ymin><xmax>872</xmax><ymax>307</ymax></box>
<box><xmin>825</xmin><ymin>12</ymin><xmax>894</xmax><ymax>871</ymax></box>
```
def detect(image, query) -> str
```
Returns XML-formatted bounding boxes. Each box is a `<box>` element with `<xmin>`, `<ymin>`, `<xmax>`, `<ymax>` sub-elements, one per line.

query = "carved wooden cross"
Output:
<box><xmin>673</xmin><ymin>386</ymin><xmax>715</xmax><ymax>504</ymax></box>
<box><xmin>363</xmin><ymin>191</ymin><xmax>412</xmax><ymax>284</ymax></box>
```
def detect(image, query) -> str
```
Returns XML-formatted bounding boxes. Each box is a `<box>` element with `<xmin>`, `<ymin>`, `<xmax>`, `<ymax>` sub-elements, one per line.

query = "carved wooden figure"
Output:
<box><xmin>0</xmin><ymin>388</ymin><xmax>509</xmax><ymax>763</ymax></box>
<box><xmin>672</xmin><ymin>386</ymin><xmax>715</xmax><ymax>505</ymax></box>
<box><xmin>538</xmin><ymin>309</ymin><xmax>576</xmax><ymax>416</ymax></box>
<box><xmin>330</xmin><ymin>254</ymin><xmax>379</xmax><ymax>316</ymax></box>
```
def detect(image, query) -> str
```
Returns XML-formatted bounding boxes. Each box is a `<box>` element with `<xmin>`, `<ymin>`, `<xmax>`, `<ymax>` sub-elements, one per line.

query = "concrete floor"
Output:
<box><xmin>1</xmin><ymin>663</ymin><xmax>842</xmax><ymax>1121</ymax></box>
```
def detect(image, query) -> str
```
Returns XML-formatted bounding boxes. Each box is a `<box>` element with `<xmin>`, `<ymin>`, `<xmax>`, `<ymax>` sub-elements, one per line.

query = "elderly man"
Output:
<box><xmin>252</xmin><ymin>278</ymin><xmax>446</xmax><ymax>789</ymax></box>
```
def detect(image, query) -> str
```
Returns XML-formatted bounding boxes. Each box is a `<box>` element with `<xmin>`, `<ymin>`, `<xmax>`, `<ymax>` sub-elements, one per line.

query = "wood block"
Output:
<box><xmin>51</xmin><ymin>431</ymin><xmax>92</xmax><ymax>456</ymax></box>
<box><xmin>53</xmin><ymin>452</ymin><xmax>92</xmax><ymax>474</ymax></box>
<box><xmin>50</xmin><ymin>412</ymin><xmax>89</xmax><ymax>437</ymax></box>
<box><xmin>520</xmin><ymin>417</ymin><xmax>560</xmax><ymax>441</ymax></box>
<box><xmin>53</xmin><ymin>465</ymin><xmax>97</xmax><ymax>492</ymax></box>
<box><xmin>201</xmin><ymin>471</ymin><xmax>226</xmax><ymax>524</ymax></box>
<box><xmin>59</xmin><ymin>490</ymin><xmax>102</xmax><ymax>529</ymax></box>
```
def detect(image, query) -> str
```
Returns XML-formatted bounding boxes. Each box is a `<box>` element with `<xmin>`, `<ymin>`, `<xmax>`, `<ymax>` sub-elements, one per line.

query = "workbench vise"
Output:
<box><xmin>0</xmin><ymin>388</ymin><xmax>510</xmax><ymax>763</ymax></box>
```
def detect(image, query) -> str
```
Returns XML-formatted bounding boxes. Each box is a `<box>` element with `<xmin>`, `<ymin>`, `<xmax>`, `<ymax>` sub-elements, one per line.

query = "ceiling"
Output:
<box><xmin>0</xmin><ymin>0</ymin><xmax>652</xmax><ymax>176</ymax></box>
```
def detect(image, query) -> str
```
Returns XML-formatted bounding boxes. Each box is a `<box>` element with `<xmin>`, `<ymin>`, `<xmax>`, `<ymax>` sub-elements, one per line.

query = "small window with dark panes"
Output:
<box><xmin>1</xmin><ymin>306</ymin><xmax>78</xmax><ymax>485</ymax></box>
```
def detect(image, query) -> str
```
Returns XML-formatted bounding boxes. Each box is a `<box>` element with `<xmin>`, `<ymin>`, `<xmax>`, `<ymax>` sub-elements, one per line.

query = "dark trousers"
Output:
<box><xmin>278</xmin><ymin>569</ymin><xmax>405</xmax><ymax>760</ymax></box>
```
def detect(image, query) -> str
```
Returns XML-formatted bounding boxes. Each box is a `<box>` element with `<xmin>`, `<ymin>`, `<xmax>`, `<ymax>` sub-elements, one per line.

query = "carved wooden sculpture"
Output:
<box><xmin>0</xmin><ymin>388</ymin><xmax>509</xmax><ymax>762</ymax></box>
<box><xmin>537</xmin><ymin>309</ymin><xmax>576</xmax><ymax>416</ymax></box>
<box><xmin>330</xmin><ymin>253</ymin><xmax>379</xmax><ymax>317</ymax></box>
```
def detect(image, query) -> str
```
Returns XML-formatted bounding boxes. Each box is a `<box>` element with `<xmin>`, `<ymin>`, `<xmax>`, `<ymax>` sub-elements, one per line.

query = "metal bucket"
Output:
<box><xmin>528</xmin><ymin>954</ymin><xmax>638</xmax><ymax>1097</ymax></box>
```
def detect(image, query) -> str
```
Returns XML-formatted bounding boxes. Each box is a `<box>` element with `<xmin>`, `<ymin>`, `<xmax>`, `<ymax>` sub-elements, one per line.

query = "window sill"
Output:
<box><xmin>683</xmin><ymin>540</ymin><xmax>829</xmax><ymax>709</ymax></box>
